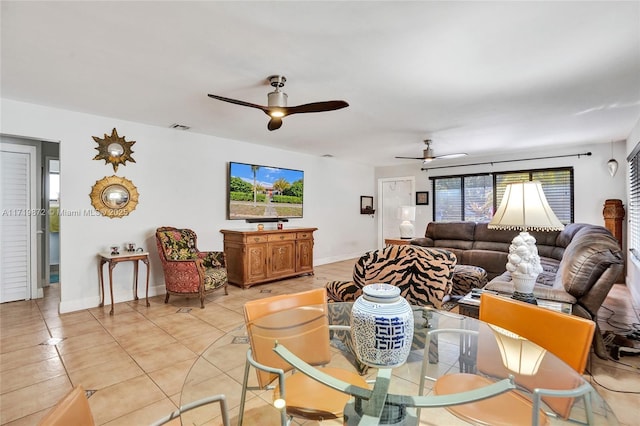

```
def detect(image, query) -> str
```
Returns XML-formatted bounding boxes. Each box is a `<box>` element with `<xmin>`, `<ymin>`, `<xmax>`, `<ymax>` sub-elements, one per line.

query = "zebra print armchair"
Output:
<box><xmin>326</xmin><ymin>245</ymin><xmax>457</xmax><ymax>309</ymax></box>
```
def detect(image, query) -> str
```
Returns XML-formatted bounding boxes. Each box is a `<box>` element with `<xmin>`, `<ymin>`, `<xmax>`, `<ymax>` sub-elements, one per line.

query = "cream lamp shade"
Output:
<box><xmin>488</xmin><ymin>324</ymin><xmax>547</xmax><ymax>376</ymax></box>
<box><xmin>398</xmin><ymin>205</ymin><xmax>416</xmax><ymax>239</ymax></box>
<box><xmin>488</xmin><ymin>181</ymin><xmax>564</xmax><ymax>304</ymax></box>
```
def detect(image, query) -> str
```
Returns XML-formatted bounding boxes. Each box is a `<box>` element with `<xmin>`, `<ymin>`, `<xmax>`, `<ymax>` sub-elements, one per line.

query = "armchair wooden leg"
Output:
<box><xmin>164</xmin><ymin>293</ymin><xmax>170</xmax><ymax>304</ymax></box>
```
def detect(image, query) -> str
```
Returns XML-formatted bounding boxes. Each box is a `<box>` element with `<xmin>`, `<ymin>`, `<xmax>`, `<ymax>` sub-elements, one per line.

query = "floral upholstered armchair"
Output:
<box><xmin>155</xmin><ymin>227</ymin><xmax>228</xmax><ymax>308</ymax></box>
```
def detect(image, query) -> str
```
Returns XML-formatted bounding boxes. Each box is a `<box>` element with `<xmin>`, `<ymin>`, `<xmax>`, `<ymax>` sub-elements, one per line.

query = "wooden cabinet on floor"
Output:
<box><xmin>220</xmin><ymin>227</ymin><xmax>317</xmax><ymax>288</ymax></box>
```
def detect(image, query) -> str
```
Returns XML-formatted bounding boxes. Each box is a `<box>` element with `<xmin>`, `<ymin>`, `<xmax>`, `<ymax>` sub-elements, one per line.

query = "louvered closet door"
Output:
<box><xmin>0</xmin><ymin>143</ymin><xmax>37</xmax><ymax>302</ymax></box>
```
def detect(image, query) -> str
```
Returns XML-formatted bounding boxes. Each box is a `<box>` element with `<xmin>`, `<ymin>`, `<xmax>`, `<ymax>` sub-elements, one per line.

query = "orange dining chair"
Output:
<box><xmin>38</xmin><ymin>384</ymin><xmax>230</xmax><ymax>426</ymax></box>
<box><xmin>478</xmin><ymin>292</ymin><xmax>595</xmax><ymax>374</ymax></box>
<box><xmin>432</xmin><ymin>293</ymin><xmax>596</xmax><ymax>425</ymax></box>
<box><xmin>239</xmin><ymin>287</ymin><xmax>369</xmax><ymax>426</ymax></box>
<box><xmin>37</xmin><ymin>385</ymin><xmax>95</xmax><ymax>426</ymax></box>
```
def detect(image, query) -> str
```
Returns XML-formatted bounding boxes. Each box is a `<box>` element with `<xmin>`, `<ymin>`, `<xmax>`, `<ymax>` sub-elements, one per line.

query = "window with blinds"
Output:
<box><xmin>431</xmin><ymin>167</ymin><xmax>574</xmax><ymax>223</ymax></box>
<box><xmin>628</xmin><ymin>143</ymin><xmax>640</xmax><ymax>261</ymax></box>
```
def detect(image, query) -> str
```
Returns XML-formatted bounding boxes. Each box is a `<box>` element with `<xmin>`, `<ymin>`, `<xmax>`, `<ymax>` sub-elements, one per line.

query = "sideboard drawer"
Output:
<box><xmin>268</xmin><ymin>233</ymin><xmax>296</xmax><ymax>242</ymax></box>
<box><xmin>297</xmin><ymin>232</ymin><xmax>313</xmax><ymax>240</ymax></box>
<box><xmin>248</xmin><ymin>235</ymin><xmax>269</xmax><ymax>244</ymax></box>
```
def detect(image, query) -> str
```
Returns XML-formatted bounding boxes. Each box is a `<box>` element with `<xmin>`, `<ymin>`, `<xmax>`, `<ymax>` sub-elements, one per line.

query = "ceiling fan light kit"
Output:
<box><xmin>207</xmin><ymin>75</ymin><xmax>348</xmax><ymax>131</ymax></box>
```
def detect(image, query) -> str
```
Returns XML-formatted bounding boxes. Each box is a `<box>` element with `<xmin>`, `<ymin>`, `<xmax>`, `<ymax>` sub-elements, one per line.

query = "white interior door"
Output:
<box><xmin>1</xmin><ymin>143</ymin><xmax>37</xmax><ymax>302</ymax></box>
<box><xmin>377</xmin><ymin>177</ymin><xmax>415</xmax><ymax>247</ymax></box>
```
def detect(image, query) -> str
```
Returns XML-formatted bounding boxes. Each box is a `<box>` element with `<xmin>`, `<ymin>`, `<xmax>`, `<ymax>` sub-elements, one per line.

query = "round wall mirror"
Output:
<box><xmin>90</xmin><ymin>176</ymin><xmax>139</xmax><ymax>218</ymax></box>
<box><xmin>101</xmin><ymin>184</ymin><xmax>129</xmax><ymax>209</ymax></box>
<box><xmin>92</xmin><ymin>128</ymin><xmax>136</xmax><ymax>172</ymax></box>
<box><xmin>107</xmin><ymin>143</ymin><xmax>125</xmax><ymax>158</ymax></box>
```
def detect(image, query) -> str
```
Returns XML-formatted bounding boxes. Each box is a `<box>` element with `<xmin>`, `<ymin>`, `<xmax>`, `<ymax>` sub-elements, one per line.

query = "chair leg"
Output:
<box><xmin>238</xmin><ymin>357</ymin><xmax>252</xmax><ymax>426</ymax></box>
<box><xmin>164</xmin><ymin>293</ymin><xmax>170</xmax><ymax>304</ymax></box>
<box><xmin>200</xmin><ymin>296</ymin><xmax>205</xmax><ymax>309</ymax></box>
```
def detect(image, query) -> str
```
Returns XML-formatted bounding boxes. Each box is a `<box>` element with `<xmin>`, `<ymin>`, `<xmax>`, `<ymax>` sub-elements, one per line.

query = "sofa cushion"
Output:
<box><xmin>461</xmin><ymin>250</ymin><xmax>508</xmax><ymax>280</ymax></box>
<box><xmin>473</xmin><ymin>223</ymin><xmax>518</xmax><ymax>244</ymax></box>
<box><xmin>426</xmin><ymin>221</ymin><xmax>477</xmax><ymax>241</ymax></box>
<box><xmin>556</xmin><ymin>233</ymin><xmax>623</xmax><ymax>298</ymax></box>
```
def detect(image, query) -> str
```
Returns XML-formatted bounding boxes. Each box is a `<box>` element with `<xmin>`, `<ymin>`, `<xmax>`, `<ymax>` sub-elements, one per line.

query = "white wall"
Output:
<box><xmin>1</xmin><ymin>99</ymin><xmax>377</xmax><ymax>313</ymax></box>
<box><xmin>626</xmin><ymin>116</ymin><xmax>640</xmax><ymax>306</ymax></box>
<box><xmin>375</xmin><ymin>141</ymin><xmax>627</xmax><ymax>237</ymax></box>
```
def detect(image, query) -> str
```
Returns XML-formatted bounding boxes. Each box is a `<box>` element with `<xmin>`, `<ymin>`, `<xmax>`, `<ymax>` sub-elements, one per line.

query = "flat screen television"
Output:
<box><xmin>227</xmin><ymin>161</ymin><xmax>304</xmax><ymax>221</ymax></box>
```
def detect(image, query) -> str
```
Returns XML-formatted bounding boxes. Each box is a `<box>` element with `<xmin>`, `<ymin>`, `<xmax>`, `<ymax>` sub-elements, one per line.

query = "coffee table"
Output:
<box><xmin>457</xmin><ymin>290</ymin><xmax>572</xmax><ymax>319</ymax></box>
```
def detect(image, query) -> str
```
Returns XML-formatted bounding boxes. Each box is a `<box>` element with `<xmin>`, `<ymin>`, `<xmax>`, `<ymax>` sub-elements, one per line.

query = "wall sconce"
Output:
<box><xmin>607</xmin><ymin>141</ymin><xmax>618</xmax><ymax>177</ymax></box>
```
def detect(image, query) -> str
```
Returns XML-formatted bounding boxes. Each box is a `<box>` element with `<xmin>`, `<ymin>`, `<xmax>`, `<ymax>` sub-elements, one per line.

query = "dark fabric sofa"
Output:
<box><xmin>411</xmin><ymin>221</ymin><xmax>624</xmax><ymax>358</ymax></box>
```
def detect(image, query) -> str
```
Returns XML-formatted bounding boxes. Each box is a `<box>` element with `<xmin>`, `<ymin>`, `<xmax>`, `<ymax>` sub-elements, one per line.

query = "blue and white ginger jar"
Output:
<box><xmin>350</xmin><ymin>283</ymin><xmax>414</xmax><ymax>368</ymax></box>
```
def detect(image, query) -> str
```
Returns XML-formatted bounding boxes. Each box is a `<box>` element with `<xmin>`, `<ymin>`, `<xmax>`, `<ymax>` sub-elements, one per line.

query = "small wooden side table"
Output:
<box><xmin>98</xmin><ymin>251</ymin><xmax>150</xmax><ymax>315</ymax></box>
<box><xmin>384</xmin><ymin>238</ymin><xmax>412</xmax><ymax>246</ymax></box>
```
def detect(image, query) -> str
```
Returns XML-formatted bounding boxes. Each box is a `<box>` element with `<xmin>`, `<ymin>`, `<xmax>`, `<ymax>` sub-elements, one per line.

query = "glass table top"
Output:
<box><xmin>179</xmin><ymin>302</ymin><xmax>619</xmax><ymax>425</ymax></box>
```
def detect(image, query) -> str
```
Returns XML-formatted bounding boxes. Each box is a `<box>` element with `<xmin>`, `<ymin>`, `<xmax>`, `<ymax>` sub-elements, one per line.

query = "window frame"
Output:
<box><xmin>430</xmin><ymin>167</ymin><xmax>574</xmax><ymax>223</ymax></box>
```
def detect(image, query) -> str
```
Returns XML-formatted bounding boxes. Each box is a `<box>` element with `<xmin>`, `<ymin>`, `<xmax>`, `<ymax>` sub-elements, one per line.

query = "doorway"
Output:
<box><xmin>377</xmin><ymin>177</ymin><xmax>415</xmax><ymax>248</ymax></box>
<box><xmin>0</xmin><ymin>137</ymin><xmax>60</xmax><ymax>303</ymax></box>
<box><xmin>45</xmin><ymin>158</ymin><xmax>60</xmax><ymax>286</ymax></box>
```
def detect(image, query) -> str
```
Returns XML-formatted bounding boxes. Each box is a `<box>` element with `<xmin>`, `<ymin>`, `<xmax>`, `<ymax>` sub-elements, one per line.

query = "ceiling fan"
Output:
<box><xmin>207</xmin><ymin>75</ymin><xmax>349</xmax><ymax>131</ymax></box>
<box><xmin>395</xmin><ymin>139</ymin><xmax>467</xmax><ymax>163</ymax></box>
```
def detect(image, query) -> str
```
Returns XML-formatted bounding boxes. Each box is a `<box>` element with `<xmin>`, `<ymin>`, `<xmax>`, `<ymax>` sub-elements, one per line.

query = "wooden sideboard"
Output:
<box><xmin>220</xmin><ymin>227</ymin><xmax>317</xmax><ymax>289</ymax></box>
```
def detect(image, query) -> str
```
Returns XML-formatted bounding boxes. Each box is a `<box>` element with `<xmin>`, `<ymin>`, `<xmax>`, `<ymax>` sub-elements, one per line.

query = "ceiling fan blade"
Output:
<box><xmin>207</xmin><ymin>94</ymin><xmax>269</xmax><ymax>113</ymax></box>
<box><xmin>268</xmin><ymin>117</ymin><xmax>283</xmax><ymax>131</ymax></box>
<box><xmin>285</xmin><ymin>100</ymin><xmax>349</xmax><ymax>115</ymax></box>
<box><xmin>395</xmin><ymin>156</ymin><xmax>425</xmax><ymax>160</ymax></box>
<box><xmin>437</xmin><ymin>153</ymin><xmax>468</xmax><ymax>159</ymax></box>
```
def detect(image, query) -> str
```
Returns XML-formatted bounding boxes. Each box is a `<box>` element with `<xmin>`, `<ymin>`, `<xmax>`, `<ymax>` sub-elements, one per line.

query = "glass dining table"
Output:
<box><xmin>179</xmin><ymin>302</ymin><xmax>619</xmax><ymax>425</ymax></box>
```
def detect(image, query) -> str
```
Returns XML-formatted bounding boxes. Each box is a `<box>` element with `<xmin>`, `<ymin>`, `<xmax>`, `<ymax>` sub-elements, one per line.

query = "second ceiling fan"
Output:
<box><xmin>395</xmin><ymin>139</ymin><xmax>467</xmax><ymax>163</ymax></box>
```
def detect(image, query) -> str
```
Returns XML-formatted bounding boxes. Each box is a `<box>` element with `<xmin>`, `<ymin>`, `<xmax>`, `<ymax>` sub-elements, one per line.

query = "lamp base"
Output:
<box><xmin>399</xmin><ymin>221</ymin><xmax>414</xmax><ymax>239</ymax></box>
<box><xmin>512</xmin><ymin>291</ymin><xmax>538</xmax><ymax>305</ymax></box>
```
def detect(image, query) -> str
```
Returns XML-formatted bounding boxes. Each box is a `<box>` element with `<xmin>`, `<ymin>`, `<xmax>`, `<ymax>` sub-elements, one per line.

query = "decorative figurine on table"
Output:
<box><xmin>110</xmin><ymin>246</ymin><xmax>120</xmax><ymax>255</ymax></box>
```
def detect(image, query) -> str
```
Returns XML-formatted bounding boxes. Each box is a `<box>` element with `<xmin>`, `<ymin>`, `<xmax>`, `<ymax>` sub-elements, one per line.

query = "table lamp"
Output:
<box><xmin>488</xmin><ymin>181</ymin><xmax>564</xmax><ymax>304</ymax></box>
<box><xmin>398</xmin><ymin>205</ymin><xmax>416</xmax><ymax>239</ymax></box>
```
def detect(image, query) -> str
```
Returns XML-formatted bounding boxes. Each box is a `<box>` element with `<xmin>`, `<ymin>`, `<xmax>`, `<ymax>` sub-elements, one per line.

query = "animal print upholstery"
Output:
<box><xmin>450</xmin><ymin>265</ymin><xmax>488</xmax><ymax>296</ymax></box>
<box><xmin>326</xmin><ymin>245</ymin><xmax>457</xmax><ymax>309</ymax></box>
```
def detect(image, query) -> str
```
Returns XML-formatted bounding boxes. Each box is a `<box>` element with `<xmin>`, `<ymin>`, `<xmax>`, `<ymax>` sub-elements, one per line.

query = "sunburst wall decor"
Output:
<box><xmin>92</xmin><ymin>128</ymin><xmax>136</xmax><ymax>172</ymax></box>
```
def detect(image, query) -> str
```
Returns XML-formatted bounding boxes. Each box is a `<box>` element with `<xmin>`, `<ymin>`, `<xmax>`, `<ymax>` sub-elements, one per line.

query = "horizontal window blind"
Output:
<box><xmin>629</xmin><ymin>143</ymin><xmax>640</xmax><ymax>260</ymax></box>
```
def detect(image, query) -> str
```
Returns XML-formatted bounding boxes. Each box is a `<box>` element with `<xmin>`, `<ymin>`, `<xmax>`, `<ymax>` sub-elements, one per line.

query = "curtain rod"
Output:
<box><xmin>421</xmin><ymin>152</ymin><xmax>592</xmax><ymax>171</ymax></box>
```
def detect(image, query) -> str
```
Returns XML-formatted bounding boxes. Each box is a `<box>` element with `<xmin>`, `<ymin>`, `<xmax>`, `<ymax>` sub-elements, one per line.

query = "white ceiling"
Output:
<box><xmin>2</xmin><ymin>1</ymin><xmax>639</xmax><ymax>167</ymax></box>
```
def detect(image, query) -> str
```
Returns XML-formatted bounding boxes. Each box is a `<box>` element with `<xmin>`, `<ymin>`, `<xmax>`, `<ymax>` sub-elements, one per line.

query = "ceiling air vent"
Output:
<box><xmin>169</xmin><ymin>123</ymin><xmax>190</xmax><ymax>130</ymax></box>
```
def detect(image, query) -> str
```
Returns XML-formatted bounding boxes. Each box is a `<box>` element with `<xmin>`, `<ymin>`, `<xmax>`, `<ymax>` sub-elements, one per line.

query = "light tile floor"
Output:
<box><xmin>0</xmin><ymin>259</ymin><xmax>639</xmax><ymax>425</ymax></box>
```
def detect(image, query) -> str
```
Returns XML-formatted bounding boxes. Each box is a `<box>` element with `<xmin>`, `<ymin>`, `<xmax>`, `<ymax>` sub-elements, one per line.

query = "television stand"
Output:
<box><xmin>220</xmin><ymin>227</ymin><xmax>317</xmax><ymax>288</ymax></box>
